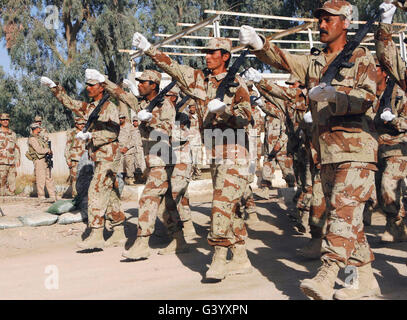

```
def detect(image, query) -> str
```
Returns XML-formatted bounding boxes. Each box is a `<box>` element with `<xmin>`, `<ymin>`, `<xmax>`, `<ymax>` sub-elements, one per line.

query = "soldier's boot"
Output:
<box><xmin>206</xmin><ymin>246</ymin><xmax>228</xmax><ymax>280</ymax></box>
<box><xmin>77</xmin><ymin>228</ymin><xmax>105</xmax><ymax>250</ymax></box>
<box><xmin>380</xmin><ymin>217</ymin><xmax>407</xmax><ymax>242</ymax></box>
<box><xmin>294</xmin><ymin>210</ymin><xmax>309</xmax><ymax>234</ymax></box>
<box><xmin>122</xmin><ymin>236</ymin><xmax>150</xmax><ymax>260</ymax></box>
<box><xmin>104</xmin><ymin>225</ymin><xmax>127</xmax><ymax>248</ymax></box>
<box><xmin>334</xmin><ymin>263</ymin><xmax>381</xmax><ymax>300</ymax></box>
<box><xmin>227</xmin><ymin>243</ymin><xmax>253</xmax><ymax>276</ymax></box>
<box><xmin>158</xmin><ymin>231</ymin><xmax>189</xmax><ymax>255</ymax></box>
<box><xmin>297</xmin><ymin>237</ymin><xmax>322</xmax><ymax>259</ymax></box>
<box><xmin>300</xmin><ymin>261</ymin><xmax>340</xmax><ymax>300</ymax></box>
<box><xmin>246</xmin><ymin>212</ymin><xmax>260</xmax><ymax>225</ymax></box>
<box><xmin>182</xmin><ymin>220</ymin><xmax>198</xmax><ymax>239</ymax></box>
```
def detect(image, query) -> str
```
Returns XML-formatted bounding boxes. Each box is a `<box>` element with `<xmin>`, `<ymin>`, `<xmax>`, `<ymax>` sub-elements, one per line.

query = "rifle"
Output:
<box><xmin>375</xmin><ymin>77</ymin><xmax>398</xmax><ymax>133</ymax></box>
<box><xmin>83</xmin><ymin>93</ymin><xmax>111</xmax><ymax>133</ymax></box>
<box><xmin>319</xmin><ymin>8</ymin><xmax>385</xmax><ymax>86</ymax></box>
<box><xmin>175</xmin><ymin>94</ymin><xmax>192</xmax><ymax>128</ymax></box>
<box><xmin>145</xmin><ymin>80</ymin><xmax>177</xmax><ymax>113</ymax></box>
<box><xmin>45</xmin><ymin>141</ymin><xmax>53</xmax><ymax>178</ymax></box>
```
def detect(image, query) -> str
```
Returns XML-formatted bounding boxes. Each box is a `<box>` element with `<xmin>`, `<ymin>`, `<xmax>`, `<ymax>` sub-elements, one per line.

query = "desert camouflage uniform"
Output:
<box><xmin>64</xmin><ymin>127</ymin><xmax>86</xmax><ymax>197</ymax></box>
<box><xmin>102</xmin><ymin>77</ymin><xmax>181</xmax><ymax>237</ymax></box>
<box><xmin>50</xmin><ymin>84</ymin><xmax>125</xmax><ymax>229</ymax></box>
<box><xmin>0</xmin><ymin>126</ymin><xmax>20</xmax><ymax>196</ymax></box>
<box><xmin>188</xmin><ymin>104</ymin><xmax>203</xmax><ymax>178</ymax></box>
<box><xmin>145</xmin><ymin>45</ymin><xmax>252</xmax><ymax>247</ymax></box>
<box><xmin>253</xmin><ymin>36</ymin><xmax>378</xmax><ymax>267</ymax></box>
<box><xmin>27</xmin><ymin>131</ymin><xmax>56</xmax><ymax>200</ymax></box>
<box><xmin>132</xmin><ymin>123</ymin><xmax>146</xmax><ymax>175</ymax></box>
<box><xmin>118</xmin><ymin>120</ymin><xmax>138</xmax><ymax>179</ymax></box>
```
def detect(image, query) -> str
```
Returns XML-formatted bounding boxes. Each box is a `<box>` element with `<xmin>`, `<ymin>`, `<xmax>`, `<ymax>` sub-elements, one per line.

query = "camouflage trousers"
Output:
<box><xmin>138</xmin><ymin>165</ymin><xmax>181</xmax><ymax>237</ymax></box>
<box><xmin>262</xmin><ymin>148</ymin><xmax>295</xmax><ymax>186</ymax></box>
<box><xmin>321</xmin><ymin>162</ymin><xmax>376</xmax><ymax>268</ymax></box>
<box><xmin>121</xmin><ymin>153</ymin><xmax>136</xmax><ymax>178</ymax></box>
<box><xmin>295</xmin><ymin>145</ymin><xmax>313</xmax><ymax>216</ymax></box>
<box><xmin>309</xmin><ymin>168</ymin><xmax>327</xmax><ymax>238</ymax></box>
<box><xmin>0</xmin><ymin>164</ymin><xmax>16</xmax><ymax>196</ymax></box>
<box><xmin>379</xmin><ymin>156</ymin><xmax>407</xmax><ymax>220</ymax></box>
<box><xmin>208</xmin><ymin>163</ymin><xmax>250</xmax><ymax>247</ymax></box>
<box><xmin>87</xmin><ymin>159</ymin><xmax>125</xmax><ymax>229</ymax></box>
<box><xmin>34</xmin><ymin>158</ymin><xmax>55</xmax><ymax>199</ymax></box>
<box><xmin>68</xmin><ymin>160</ymin><xmax>79</xmax><ymax>197</ymax></box>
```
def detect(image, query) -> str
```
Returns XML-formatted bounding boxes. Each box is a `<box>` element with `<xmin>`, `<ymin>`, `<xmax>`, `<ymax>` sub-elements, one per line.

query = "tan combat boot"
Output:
<box><xmin>300</xmin><ymin>261</ymin><xmax>340</xmax><ymax>300</ymax></box>
<box><xmin>297</xmin><ymin>238</ymin><xmax>322</xmax><ymax>259</ymax></box>
<box><xmin>104</xmin><ymin>225</ymin><xmax>127</xmax><ymax>248</ymax></box>
<box><xmin>206</xmin><ymin>246</ymin><xmax>228</xmax><ymax>280</ymax></box>
<box><xmin>77</xmin><ymin>228</ymin><xmax>105</xmax><ymax>250</ymax></box>
<box><xmin>182</xmin><ymin>220</ymin><xmax>198</xmax><ymax>239</ymax></box>
<box><xmin>381</xmin><ymin>217</ymin><xmax>407</xmax><ymax>242</ymax></box>
<box><xmin>158</xmin><ymin>231</ymin><xmax>189</xmax><ymax>255</ymax></box>
<box><xmin>227</xmin><ymin>243</ymin><xmax>253</xmax><ymax>276</ymax></box>
<box><xmin>333</xmin><ymin>263</ymin><xmax>381</xmax><ymax>300</ymax></box>
<box><xmin>122</xmin><ymin>236</ymin><xmax>150</xmax><ymax>260</ymax></box>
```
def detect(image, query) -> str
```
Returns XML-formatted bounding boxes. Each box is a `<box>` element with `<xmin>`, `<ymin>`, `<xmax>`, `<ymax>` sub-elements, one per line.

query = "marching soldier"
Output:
<box><xmin>94</xmin><ymin>70</ymin><xmax>189</xmax><ymax>259</ymax></box>
<box><xmin>41</xmin><ymin>70</ymin><xmax>126</xmax><ymax>250</ymax></box>
<box><xmin>240</xmin><ymin>0</ymin><xmax>380</xmax><ymax>299</ymax></box>
<box><xmin>64</xmin><ymin>116</ymin><xmax>86</xmax><ymax>198</ymax></box>
<box><xmin>118</xmin><ymin>112</ymin><xmax>138</xmax><ymax>185</ymax></box>
<box><xmin>26</xmin><ymin>123</ymin><xmax>56</xmax><ymax>202</ymax></box>
<box><xmin>131</xmin><ymin>114</ymin><xmax>146</xmax><ymax>183</ymax></box>
<box><xmin>132</xmin><ymin>33</ymin><xmax>253</xmax><ymax>280</ymax></box>
<box><xmin>0</xmin><ymin>113</ymin><xmax>20</xmax><ymax>196</ymax></box>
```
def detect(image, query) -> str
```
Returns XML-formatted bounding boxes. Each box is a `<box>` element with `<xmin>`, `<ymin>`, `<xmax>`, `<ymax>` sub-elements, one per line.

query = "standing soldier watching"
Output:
<box><xmin>40</xmin><ymin>71</ymin><xmax>126</xmax><ymax>250</ymax></box>
<box><xmin>26</xmin><ymin>123</ymin><xmax>56</xmax><ymax>202</ymax></box>
<box><xmin>64</xmin><ymin>116</ymin><xmax>86</xmax><ymax>198</ymax></box>
<box><xmin>132</xmin><ymin>33</ymin><xmax>253</xmax><ymax>280</ymax></box>
<box><xmin>0</xmin><ymin>113</ymin><xmax>20</xmax><ymax>196</ymax></box>
<box><xmin>118</xmin><ymin>112</ymin><xmax>138</xmax><ymax>185</ymax></box>
<box><xmin>240</xmin><ymin>0</ymin><xmax>380</xmax><ymax>299</ymax></box>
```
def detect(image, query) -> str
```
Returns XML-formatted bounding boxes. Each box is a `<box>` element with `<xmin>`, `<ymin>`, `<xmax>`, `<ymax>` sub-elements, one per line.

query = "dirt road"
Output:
<box><xmin>0</xmin><ymin>191</ymin><xmax>406</xmax><ymax>300</ymax></box>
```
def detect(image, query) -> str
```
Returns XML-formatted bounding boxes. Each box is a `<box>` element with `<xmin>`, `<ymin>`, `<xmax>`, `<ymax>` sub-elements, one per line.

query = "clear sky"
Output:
<box><xmin>0</xmin><ymin>39</ymin><xmax>12</xmax><ymax>75</ymax></box>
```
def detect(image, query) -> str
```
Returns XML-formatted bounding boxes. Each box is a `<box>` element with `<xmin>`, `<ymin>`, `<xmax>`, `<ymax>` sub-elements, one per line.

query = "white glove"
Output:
<box><xmin>208</xmin><ymin>99</ymin><xmax>227</xmax><ymax>114</ymax></box>
<box><xmin>308</xmin><ymin>83</ymin><xmax>336</xmax><ymax>103</ymax></box>
<box><xmin>255</xmin><ymin>97</ymin><xmax>264</xmax><ymax>107</ymax></box>
<box><xmin>75</xmin><ymin>131</ymin><xmax>92</xmax><ymax>141</ymax></box>
<box><xmin>132</xmin><ymin>32</ymin><xmax>151</xmax><ymax>52</ymax></box>
<box><xmin>304</xmin><ymin>111</ymin><xmax>313</xmax><ymax>124</ymax></box>
<box><xmin>381</xmin><ymin>108</ymin><xmax>396</xmax><ymax>121</ymax></box>
<box><xmin>239</xmin><ymin>25</ymin><xmax>263</xmax><ymax>51</ymax></box>
<box><xmin>138</xmin><ymin>109</ymin><xmax>153</xmax><ymax>122</ymax></box>
<box><xmin>85</xmin><ymin>69</ymin><xmax>105</xmax><ymax>83</ymax></box>
<box><xmin>244</xmin><ymin>67</ymin><xmax>262</xmax><ymax>83</ymax></box>
<box><xmin>380</xmin><ymin>2</ymin><xmax>397</xmax><ymax>24</ymax></box>
<box><xmin>123</xmin><ymin>79</ymin><xmax>139</xmax><ymax>97</ymax></box>
<box><xmin>40</xmin><ymin>76</ymin><xmax>56</xmax><ymax>88</ymax></box>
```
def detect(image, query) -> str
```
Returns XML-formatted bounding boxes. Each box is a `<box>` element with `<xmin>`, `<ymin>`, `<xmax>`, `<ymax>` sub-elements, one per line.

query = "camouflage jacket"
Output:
<box><xmin>375</xmin><ymin>23</ymin><xmax>407</xmax><ymax>92</ymax></box>
<box><xmin>253</xmin><ymin>37</ymin><xmax>378</xmax><ymax>165</ymax></box>
<box><xmin>103</xmin><ymin>79</ymin><xmax>175</xmax><ymax>167</ymax></box>
<box><xmin>64</xmin><ymin>128</ymin><xmax>86</xmax><ymax>163</ymax></box>
<box><xmin>250</xmin><ymin>105</ymin><xmax>264</xmax><ymax>136</ymax></box>
<box><xmin>145</xmin><ymin>47</ymin><xmax>251</xmax><ymax>165</ymax></box>
<box><xmin>374</xmin><ymin>85</ymin><xmax>407</xmax><ymax>158</ymax></box>
<box><xmin>27</xmin><ymin>134</ymin><xmax>49</xmax><ymax>161</ymax></box>
<box><xmin>0</xmin><ymin>128</ymin><xmax>20</xmax><ymax>165</ymax></box>
<box><xmin>51</xmin><ymin>85</ymin><xmax>120</xmax><ymax>163</ymax></box>
<box><xmin>119</xmin><ymin>121</ymin><xmax>138</xmax><ymax>155</ymax></box>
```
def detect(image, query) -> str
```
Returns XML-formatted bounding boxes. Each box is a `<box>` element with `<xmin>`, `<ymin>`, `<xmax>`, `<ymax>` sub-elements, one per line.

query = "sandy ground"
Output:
<box><xmin>0</xmin><ymin>190</ymin><xmax>406</xmax><ymax>300</ymax></box>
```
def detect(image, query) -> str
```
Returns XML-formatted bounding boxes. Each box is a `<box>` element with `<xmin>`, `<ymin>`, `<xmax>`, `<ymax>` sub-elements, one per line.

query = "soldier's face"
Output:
<box><xmin>33</xmin><ymin>128</ymin><xmax>41</xmax><ymax>135</ymax></box>
<box><xmin>189</xmin><ymin>105</ymin><xmax>196</xmax><ymax>114</ymax></box>
<box><xmin>318</xmin><ymin>13</ymin><xmax>348</xmax><ymax>44</ymax></box>
<box><xmin>86</xmin><ymin>83</ymin><xmax>104</xmax><ymax>98</ymax></box>
<box><xmin>119</xmin><ymin>117</ymin><xmax>126</xmax><ymax>125</ymax></box>
<box><xmin>76</xmin><ymin>123</ymin><xmax>85</xmax><ymax>131</ymax></box>
<box><xmin>205</xmin><ymin>50</ymin><xmax>228</xmax><ymax>71</ymax></box>
<box><xmin>376</xmin><ymin>65</ymin><xmax>387</xmax><ymax>84</ymax></box>
<box><xmin>138</xmin><ymin>80</ymin><xmax>156</xmax><ymax>96</ymax></box>
<box><xmin>0</xmin><ymin>119</ymin><xmax>9</xmax><ymax>127</ymax></box>
<box><xmin>133</xmin><ymin>120</ymin><xmax>139</xmax><ymax>128</ymax></box>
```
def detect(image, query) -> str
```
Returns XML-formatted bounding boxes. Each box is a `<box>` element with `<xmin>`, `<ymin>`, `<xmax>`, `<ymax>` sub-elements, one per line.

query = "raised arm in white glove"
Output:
<box><xmin>132</xmin><ymin>32</ymin><xmax>151</xmax><ymax>52</ymax></box>
<box><xmin>381</xmin><ymin>108</ymin><xmax>396</xmax><ymax>121</ymax></box>
<box><xmin>308</xmin><ymin>83</ymin><xmax>336</xmax><ymax>103</ymax></box>
<box><xmin>85</xmin><ymin>69</ymin><xmax>105</xmax><ymax>83</ymax></box>
<box><xmin>380</xmin><ymin>2</ymin><xmax>397</xmax><ymax>24</ymax></box>
<box><xmin>244</xmin><ymin>67</ymin><xmax>262</xmax><ymax>83</ymax></box>
<box><xmin>123</xmin><ymin>79</ymin><xmax>139</xmax><ymax>97</ymax></box>
<box><xmin>76</xmin><ymin>131</ymin><xmax>92</xmax><ymax>141</ymax></box>
<box><xmin>304</xmin><ymin>111</ymin><xmax>313</xmax><ymax>124</ymax></box>
<box><xmin>138</xmin><ymin>109</ymin><xmax>153</xmax><ymax>122</ymax></box>
<box><xmin>208</xmin><ymin>99</ymin><xmax>226</xmax><ymax>114</ymax></box>
<box><xmin>239</xmin><ymin>25</ymin><xmax>264</xmax><ymax>51</ymax></box>
<box><xmin>40</xmin><ymin>76</ymin><xmax>56</xmax><ymax>88</ymax></box>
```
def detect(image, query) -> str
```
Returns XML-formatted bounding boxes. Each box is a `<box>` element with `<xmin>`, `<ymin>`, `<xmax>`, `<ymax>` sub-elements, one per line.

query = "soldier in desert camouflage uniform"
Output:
<box><xmin>64</xmin><ymin>116</ymin><xmax>86</xmax><ymax>198</ymax></box>
<box><xmin>0</xmin><ymin>113</ymin><xmax>20</xmax><ymax>196</ymax></box>
<box><xmin>41</xmin><ymin>70</ymin><xmax>126</xmax><ymax>250</ymax></box>
<box><xmin>132</xmin><ymin>33</ymin><xmax>252</xmax><ymax>280</ymax></box>
<box><xmin>241</xmin><ymin>0</ymin><xmax>381</xmax><ymax>299</ymax></box>
<box><xmin>118</xmin><ymin>112</ymin><xmax>138</xmax><ymax>185</ymax></box>
<box><xmin>96</xmin><ymin>69</ymin><xmax>189</xmax><ymax>259</ymax></box>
